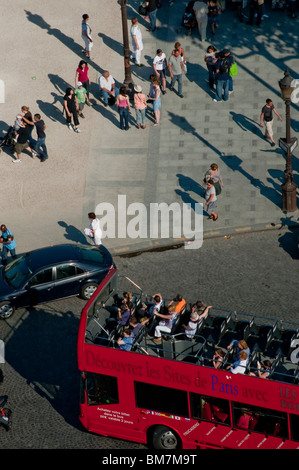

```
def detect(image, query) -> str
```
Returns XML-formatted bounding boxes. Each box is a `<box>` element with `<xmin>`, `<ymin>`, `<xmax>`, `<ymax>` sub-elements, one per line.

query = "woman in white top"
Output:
<box><xmin>88</xmin><ymin>212</ymin><xmax>102</xmax><ymax>246</ymax></box>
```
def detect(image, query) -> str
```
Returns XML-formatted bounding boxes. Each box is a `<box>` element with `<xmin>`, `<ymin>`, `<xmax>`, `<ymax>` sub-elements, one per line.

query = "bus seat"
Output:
<box><xmin>202</xmin><ymin>401</ymin><xmax>213</xmax><ymax>421</ymax></box>
<box><xmin>131</xmin><ymin>326</ymin><xmax>145</xmax><ymax>352</ymax></box>
<box><xmin>249</xmin><ymin>414</ymin><xmax>259</xmax><ymax>430</ymax></box>
<box><xmin>211</xmin><ymin>404</ymin><xmax>228</xmax><ymax>423</ymax></box>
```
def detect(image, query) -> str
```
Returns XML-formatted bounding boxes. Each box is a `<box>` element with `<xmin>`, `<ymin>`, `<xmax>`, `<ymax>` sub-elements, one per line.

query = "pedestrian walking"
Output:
<box><xmin>207</xmin><ymin>0</ymin><xmax>222</xmax><ymax>35</ymax></box>
<box><xmin>116</xmin><ymin>86</ymin><xmax>130</xmax><ymax>130</ymax></box>
<box><xmin>204</xmin><ymin>163</ymin><xmax>224</xmax><ymax>196</ymax></box>
<box><xmin>85</xmin><ymin>213</ymin><xmax>102</xmax><ymax>246</ymax></box>
<box><xmin>193</xmin><ymin>0</ymin><xmax>208</xmax><ymax>41</ymax></box>
<box><xmin>130</xmin><ymin>18</ymin><xmax>144</xmax><ymax>66</ymax></box>
<box><xmin>63</xmin><ymin>88</ymin><xmax>80</xmax><ymax>133</ymax></box>
<box><xmin>168</xmin><ymin>49</ymin><xmax>184</xmax><ymax>98</ymax></box>
<box><xmin>34</xmin><ymin>113</ymin><xmax>48</xmax><ymax>162</ymax></box>
<box><xmin>205</xmin><ymin>181</ymin><xmax>218</xmax><ymax>221</ymax></box>
<box><xmin>75</xmin><ymin>60</ymin><xmax>91</xmax><ymax>98</ymax></box>
<box><xmin>145</xmin><ymin>0</ymin><xmax>160</xmax><ymax>32</ymax></box>
<box><xmin>74</xmin><ymin>82</ymin><xmax>90</xmax><ymax>119</ymax></box>
<box><xmin>247</xmin><ymin>0</ymin><xmax>263</xmax><ymax>26</ymax></box>
<box><xmin>81</xmin><ymin>14</ymin><xmax>93</xmax><ymax>59</ymax></box>
<box><xmin>0</xmin><ymin>224</ymin><xmax>17</xmax><ymax>266</ymax></box>
<box><xmin>134</xmin><ymin>85</ymin><xmax>147</xmax><ymax>129</ymax></box>
<box><xmin>153</xmin><ymin>49</ymin><xmax>167</xmax><ymax>94</ymax></box>
<box><xmin>147</xmin><ymin>79</ymin><xmax>161</xmax><ymax>126</ymax></box>
<box><xmin>260</xmin><ymin>99</ymin><xmax>282</xmax><ymax>147</ymax></box>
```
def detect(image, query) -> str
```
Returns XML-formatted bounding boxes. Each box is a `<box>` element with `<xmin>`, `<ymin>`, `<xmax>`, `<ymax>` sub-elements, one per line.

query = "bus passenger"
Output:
<box><xmin>117</xmin><ymin>328</ymin><xmax>134</xmax><ymax>351</ymax></box>
<box><xmin>135</xmin><ymin>293</ymin><xmax>163</xmax><ymax>321</ymax></box>
<box><xmin>117</xmin><ymin>302</ymin><xmax>133</xmax><ymax>326</ymax></box>
<box><xmin>182</xmin><ymin>306</ymin><xmax>212</xmax><ymax>339</ymax></box>
<box><xmin>227</xmin><ymin>339</ymin><xmax>250</xmax><ymax>362</ymax></box>
<box><xmin>250</xmin><ymin>359</ymin><xmax>272</xmax><ymax>379</ymax></box>
<box><xmin>227</xmin><ymin>351</ymin><xmax>248</xmax><ymax>374</ymax></box>
<box><xmin>129</xmin><ymin>315</ymin><xmax>143</xmax><ymax>336</ymax></box>
<box><xmin>212</xmin><ymin>348</ymin><xmax>225</xmax><ymax>369</ymax></box>
<box><xmin>153</xmin><ymin>305</ymin><xmax>178</xmax><ymax>342</ymax></box>
<box><xmin>168</xmin><ymin>294</ymin><xmax>186</xmax><ymax>313</ymax></box>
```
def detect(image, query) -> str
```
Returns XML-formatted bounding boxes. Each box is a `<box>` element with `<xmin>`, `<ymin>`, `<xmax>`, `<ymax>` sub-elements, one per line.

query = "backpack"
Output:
<box><xmin>220</xmin><ymin>58</ymin><xmax>229</xmax><ymax>74</ymax></box>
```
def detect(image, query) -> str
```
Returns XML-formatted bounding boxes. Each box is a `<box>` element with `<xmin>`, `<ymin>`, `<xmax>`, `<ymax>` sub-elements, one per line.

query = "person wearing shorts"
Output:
<box><xmin>13</xmin><ymin>124</ymin><xmax>39</xmax><ymax>162</ymax></box>
<box><xmin>205</xmin><ymin>181</ymin><xmax>218</xmax><ymax>221</ymax></box>
<box><xmin>153</xmin><ymin>49</ymin><xmax>167</xmax><ymax>94</ymax></box>
<box><xmin>81</xmin><ymin>14</ymin><xmax>93</xmax><ymax>59</ymax></box>
<box><xmin>260</xmin><ymin>99</ymin><xmax>282</xmax><ymax>147</ymax></box>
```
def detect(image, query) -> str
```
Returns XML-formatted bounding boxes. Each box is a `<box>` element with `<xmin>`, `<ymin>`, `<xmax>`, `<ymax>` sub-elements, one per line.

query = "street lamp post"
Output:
<box><xmin>120</xmin><ymin>0</ymin><xmax>135</xmax><ymax>91</ymax></box>
<box><xmin>278</xmin><ymin>70</ymin><xmax>298</xmax><ymax>212</ymax></box>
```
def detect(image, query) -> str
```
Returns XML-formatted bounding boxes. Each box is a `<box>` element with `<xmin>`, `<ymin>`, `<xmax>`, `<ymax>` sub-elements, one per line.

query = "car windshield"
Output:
<box><xmin>4</xmin><ymin>255</ymin><xmax>33</xmax><ymax>289</ymax></box>
<box><xmin>76</xmin><ymin>246</ymin><xmax>106</xmax><ymax>265</ymax></box>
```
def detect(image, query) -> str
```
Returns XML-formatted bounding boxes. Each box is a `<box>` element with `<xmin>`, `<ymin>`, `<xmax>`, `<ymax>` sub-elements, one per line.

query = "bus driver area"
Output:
<box><xmin>77</xmin><ymin>271</ymin><xmax>299</xmax><ymax>449</ymax></box>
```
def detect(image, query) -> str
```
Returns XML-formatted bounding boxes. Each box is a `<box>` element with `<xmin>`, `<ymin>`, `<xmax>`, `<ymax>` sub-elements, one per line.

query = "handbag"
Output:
<box><xmin>230</xmin><ymin>61</ymin><xmax>238</xmax><ymax>77</ymax></box>
<box><xmin>138</xmin><ymin>2</ymin><xmax>147</xmax><ymax>15</ymax></box>
<box><xmin>214</xmin><ymin>180</ymin><xmax>222</xmax><ymax>196</ymax></box>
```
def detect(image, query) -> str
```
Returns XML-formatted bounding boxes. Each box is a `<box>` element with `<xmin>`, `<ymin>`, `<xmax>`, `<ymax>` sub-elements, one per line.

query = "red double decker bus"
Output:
<box><xmin>77</xmin><ymin>268</ymin><xmax>299</xmax><ymax>449</ymax></box>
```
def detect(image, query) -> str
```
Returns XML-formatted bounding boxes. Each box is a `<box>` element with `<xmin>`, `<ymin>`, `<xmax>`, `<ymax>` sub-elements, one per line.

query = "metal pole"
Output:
<box><xmin>281</xmin><ymin>98</ymin><xmax>297</xmax><ymax>212</ymax></box>
<box><xmin>120</xmin><ymin>0</ymin><xmax>134</xmax><ymax>89</ymax></box>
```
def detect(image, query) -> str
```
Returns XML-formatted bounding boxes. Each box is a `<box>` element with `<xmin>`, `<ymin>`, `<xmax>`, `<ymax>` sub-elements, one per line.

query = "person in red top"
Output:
<box><xmin>75</xmin><ymin>60</ymin><xmax>91</xmax><ymax>99</ymax></box>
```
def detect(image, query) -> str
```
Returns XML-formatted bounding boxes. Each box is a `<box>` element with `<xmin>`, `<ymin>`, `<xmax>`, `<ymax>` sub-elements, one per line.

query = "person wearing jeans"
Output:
<box><xmin>134</xmin><ymin>85</ymin><xmax>147</xmax><ymax>129</ymax></box>
<box><xmin>98</xmin><ymin>71</ymin><xmax>119</xmax><ymax>107</ymax></box>
<box><xmin>34</xmin><ymin>113</ymin><xmax>48</xmax><ymax>161</ymax></box>
<box><xmin>146</xmin><ymin>0</ymin><xmax>159</xmax><ymax>31</ymax></box>
<box><xmin>168</xmin><ymin>49</ymin><xmax>184</xmax><ymax>98</ymax></box>
<box><xmin>116</xmin><ymin>86</ymin><xmax>130</xmax><ymax>130</ymax></box>
<box><xmin>0</xmin><ymin>225</ymin><xmax>17</xmax><ymax>266</ymax></box>
<box><xmin>213</xmin><ymin>51</ymin><xmax>232</xmax><ymax>102</ymax></box>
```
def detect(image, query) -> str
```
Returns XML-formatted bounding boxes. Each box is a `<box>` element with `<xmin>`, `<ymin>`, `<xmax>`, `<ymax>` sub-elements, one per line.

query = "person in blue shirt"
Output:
<box><xmin>117</xmin><ymin>328</ymin><xmax>134</xmax><ymax>351</ymax></box>
<box><xmin>0</xmin><ymin>224</ymin><xmax>17</xmax><ymax>266</ymax></box>
<box><xmin>213</xmin><ymin>49</ymin><xmax>233</xmax><ymax>103</ymax></box>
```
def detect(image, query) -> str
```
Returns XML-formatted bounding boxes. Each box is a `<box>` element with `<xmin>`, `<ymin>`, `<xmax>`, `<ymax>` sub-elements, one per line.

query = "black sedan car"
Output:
<box><xmin>0</xmin><ymin>243</ymin><xmax>115</xmax><ymax>319</ymax></box>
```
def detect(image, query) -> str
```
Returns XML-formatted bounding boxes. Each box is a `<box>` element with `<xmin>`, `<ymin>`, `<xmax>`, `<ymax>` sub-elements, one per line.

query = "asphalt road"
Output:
<box><xmin>0</xmin><ymin>227</ymin><xmax>298</xmax><ymax>449</ymax></box>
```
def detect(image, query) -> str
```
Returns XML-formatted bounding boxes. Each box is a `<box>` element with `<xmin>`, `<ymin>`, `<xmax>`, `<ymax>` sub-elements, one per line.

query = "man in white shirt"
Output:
<box><xmin>193</xmin><ymin>0</ymin><xmax>208</xmax><ymax>41</ymax></box>
<box><xmin>98</xmin><ymin>71</ymin><xmax>119</xmax><ymax>107</ymax></box>
<box><xmin>81</xmin><ymin>14</ymin><xmax>93</xmax><ymax>59</ymax></box>
<box><xmin>87</xmin><ymin>212</ymin><xmax>102</xmax><ymax>246</ymax></box>
<box><xmin>153</xmin><ymin>49</ymin><xmax>167</xmax><ymax>94</ymax></box>
<box><xmin>130</xmin><ymin>18</ymin><xmax>143</xmax><ymax>66</ymax></box>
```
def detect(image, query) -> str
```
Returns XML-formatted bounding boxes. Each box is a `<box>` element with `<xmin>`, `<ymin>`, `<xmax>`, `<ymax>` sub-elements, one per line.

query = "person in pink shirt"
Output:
<box><xmin>75</xmin><ymin>60</ymin><xmax>91</xmax><ymax>99</ymax></box>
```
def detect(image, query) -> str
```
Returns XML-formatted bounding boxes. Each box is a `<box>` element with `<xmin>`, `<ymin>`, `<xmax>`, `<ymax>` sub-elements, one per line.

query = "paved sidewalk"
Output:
<box><xmin>1</xmin><ymin>0</ymin><xmax>298</xmax><ymax>256</ymax></box>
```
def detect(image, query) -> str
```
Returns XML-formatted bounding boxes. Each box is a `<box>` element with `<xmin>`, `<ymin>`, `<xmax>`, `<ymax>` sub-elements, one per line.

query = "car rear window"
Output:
<box><xmin>76</xmin><ymin>246</ymin><xmax>107</xmax><ymax>265</ymax></box>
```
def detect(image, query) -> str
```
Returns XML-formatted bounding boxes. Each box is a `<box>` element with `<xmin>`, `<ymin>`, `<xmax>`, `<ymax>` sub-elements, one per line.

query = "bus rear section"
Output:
<box><xmin>77</xmin><ymin>273</ymin><xmax>299</xmax><ymax>449</ymax></box>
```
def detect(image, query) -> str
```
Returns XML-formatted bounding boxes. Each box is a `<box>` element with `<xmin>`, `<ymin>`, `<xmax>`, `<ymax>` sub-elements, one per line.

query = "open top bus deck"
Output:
<box><xmin>77</xmin><ymin>269</ymin><xmax>299</xmax><ymax>449</ymax></box>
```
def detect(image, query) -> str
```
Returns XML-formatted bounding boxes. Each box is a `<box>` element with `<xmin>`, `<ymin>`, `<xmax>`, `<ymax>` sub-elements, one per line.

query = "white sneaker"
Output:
<box><xmin>68</xmin><ymin>124</ymin><xmax>73</xmax><ymax>131</ymax></box>
<box><xmin>32</xmin><ymin>151</ymin><xmax>39</xmax><ymax>158</ymax></box>
<box><xmin>74</xmin><ymin>128</ymin><xmax>81</xmax><ymax>133</ymax></box>
<box><xmin>13</xmin><ymin>158</ymin><xmax>21</xmax><ymax>163</ymax></box>
<box><xmin>229</xmin><ymin>90</ymin><xmax>234</xmax><ymax>95</ymax></box>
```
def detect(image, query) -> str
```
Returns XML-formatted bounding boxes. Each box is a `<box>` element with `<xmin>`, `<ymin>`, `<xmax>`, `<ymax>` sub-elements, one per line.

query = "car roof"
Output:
<box><xmin>24</xmin><ymin>244</ymin><xmax>82</xmax><ymax>271</ymax></box>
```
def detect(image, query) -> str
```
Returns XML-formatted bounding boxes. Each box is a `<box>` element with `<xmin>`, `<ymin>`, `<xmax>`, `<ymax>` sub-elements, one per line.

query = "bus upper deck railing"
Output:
<box><xmin>84</xmin><ymin>284</ymin><xmax>299</xmax><ymax>386</ymax></box>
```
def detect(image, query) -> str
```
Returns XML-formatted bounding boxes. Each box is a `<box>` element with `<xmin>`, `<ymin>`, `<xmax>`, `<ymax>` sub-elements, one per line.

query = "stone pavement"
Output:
<box><xmin>1</xmin><ymin>0</ymin><xmax>298</xmax><ymax>256</ymax></box>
